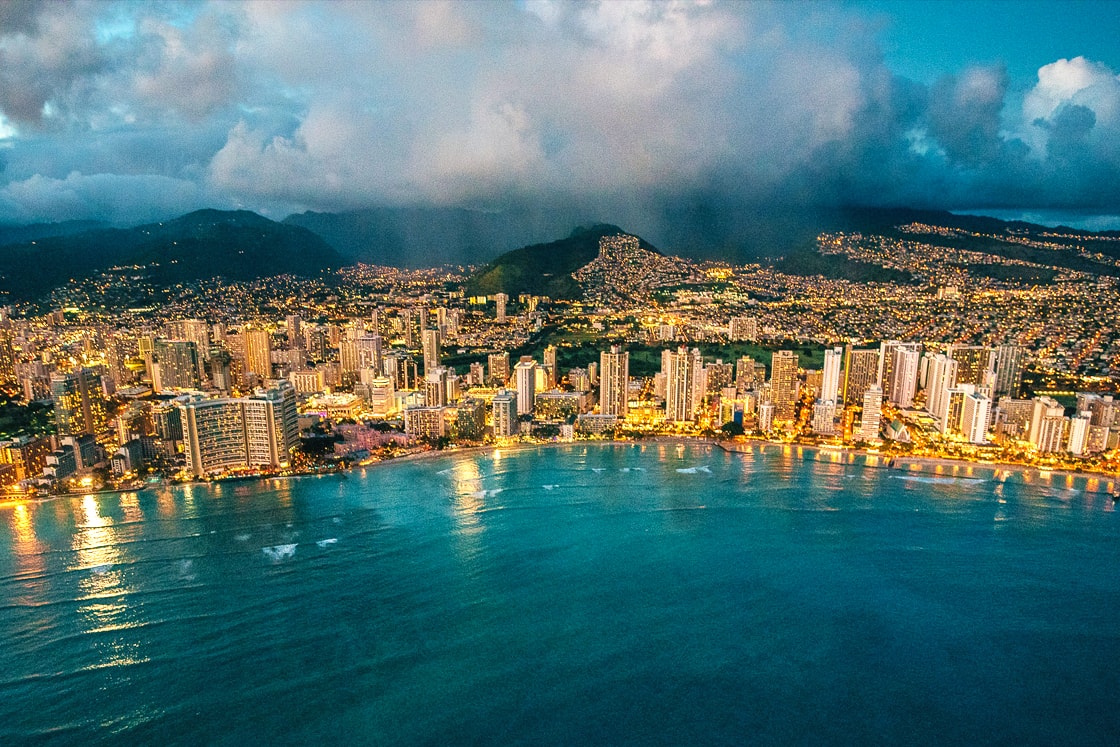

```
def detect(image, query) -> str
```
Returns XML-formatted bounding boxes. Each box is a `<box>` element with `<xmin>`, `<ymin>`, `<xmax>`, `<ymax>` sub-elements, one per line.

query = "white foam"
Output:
<box><xmin>891</xmin><ymin>475</ymin><xmax>963</xmax><ymax>485</ymax></box>
<box><xmin>676</xmin><ymin>465</ymin><xmax>712</xmax><ymax>474</ymax></box>
<box><xmin>177</xmin><ymin>559</ymin><xmax>197</xmax><ymax>581</ymax></box>
<box><xmin>591</xmin><ymin>468</ymin><xmax>605</xmax><ymax>473</ymax></box>
<box><xmin>542</xmin><ymin>484</ymin><xmax>560</xmax><ymax>490</ymax></box>
<box><xmin>332</xmin><ymin>517</ymin><xmax>342</xmax><ymax>524</ymax></box>
<box><xmin>90</xmin><ymin>563</ymin><xmax>112</xmax><ymax>575</ymax></box>
<box><xmin>262</xmin><ymin>543</ymin><xmax>298</xmax><ymax>562</ymax></box>
<box><xmin>316</xmin><ymin>538</ymin><xmax>338</xmax><ymax>548</ymax></box>
<box><xmin>234</xmin><ymin>533</ymin><xmax>251</xmax><ymax>542</ymax></box>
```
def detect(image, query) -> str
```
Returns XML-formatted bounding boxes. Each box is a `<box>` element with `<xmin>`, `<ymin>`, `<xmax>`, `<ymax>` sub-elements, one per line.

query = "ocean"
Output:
<box><xmin>1</xmin><ymin>442</ymin><xmax>1118</xmax><ymax>745</ymax></box>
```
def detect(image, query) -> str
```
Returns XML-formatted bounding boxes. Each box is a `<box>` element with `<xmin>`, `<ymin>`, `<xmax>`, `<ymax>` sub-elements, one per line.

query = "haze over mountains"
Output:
<box><xmin>1</xmin><ymin>204</ymin><xmax>1118</xmax><ymax>303</ymax></box>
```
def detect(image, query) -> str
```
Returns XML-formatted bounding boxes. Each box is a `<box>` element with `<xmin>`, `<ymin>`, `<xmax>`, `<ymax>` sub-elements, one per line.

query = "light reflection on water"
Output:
<box><xmin>71</xmin><ymin>495</ymin><xmax>149</xmax><ymax>672</ymax></box>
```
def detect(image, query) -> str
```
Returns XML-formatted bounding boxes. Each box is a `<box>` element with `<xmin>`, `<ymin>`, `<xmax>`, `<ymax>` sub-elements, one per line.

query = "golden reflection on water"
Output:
<box><xmin>8</xmin><ymin>504</ymin><xmax>46</xmax><ymax>583</ymax></box>
<box><xmin>72</xmin><ymin>495</ymin><xmax>149</xmax><ymax>671</ymax></box>
<box><xmin>120</xmin><ymin>492</ymin><xmax>143</xmax><ymax>524</ymax></box>
<box><xmin>74</xmin><ymin>495</ymin><xmax>122</xmax><ymax>588</ymax></box>
<box><xmin>448</xmin><ymin>458</ymin><xmax>488</xmax><ymax>569</ymax></box>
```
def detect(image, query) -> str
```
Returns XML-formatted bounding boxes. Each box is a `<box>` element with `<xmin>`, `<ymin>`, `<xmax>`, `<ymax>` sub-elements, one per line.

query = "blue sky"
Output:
<box><xmin>1</xmin><ymin>0</ymin><xmax>1119</xmax><ymax>230</ymax></box>
<box><xmin>862</xmin><ymin>0</ymin><xmax>1120</xmax><ymax>85</ymax></box>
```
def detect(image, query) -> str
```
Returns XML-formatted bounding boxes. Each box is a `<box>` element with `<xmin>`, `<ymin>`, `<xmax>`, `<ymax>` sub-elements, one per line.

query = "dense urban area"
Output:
<box><xmin>2</xmin><ymin>220</ymin><xmax>1119</xmax><ymax>499</ymax></box>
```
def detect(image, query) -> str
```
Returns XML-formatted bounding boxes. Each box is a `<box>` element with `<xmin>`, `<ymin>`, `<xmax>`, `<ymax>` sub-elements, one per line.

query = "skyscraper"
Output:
<box><xmin>992</xmin><ymin>344</ymin><xmax>1024</xmax><ymax>397</ymax></box>
<box><xmin>51</xmin><ymin>368</ymin><xmax>110</xmax><ymax>438</ymax></box>
<box><xmin>488</xmin><ymin>352</ymin><xmax>511</xmax><ymax>386</ymax></box>
<box><xmin>858</xmin><ymin>384</ymin><xmax>883</xmax><ymax>442</ymax></box>
<box><xmin>180</xmin><ymin>380</ymin><xmax>298</xmax><ymax>477</ymax></box>
<box><xmin>925</xmin><ymin>354</ymin><xmax>959</xmax><ymax>425</ymax></box>
<box><xmin>888</xmin><ymin>347</ymin><xmax>921</xmax><ymax>408</ymax></box>
<box><xmin>961</xmin><ymin>390</ymin><xmax>993</xmax><ymax>444</ymax></box>
<box><xmin>879</xmin><ymin>341</ymin><xmax>921</xmax><ymax>405</ymax></box>
<box><xmin>820</xmin><ymin>347</ymin><xmax>843</xmax><ymax>403</ymax></box>
<box><xmin>421</xmin><ymin>328</ymin><xmax>440</xmax><ymax>375</ymax></box>
<box><xmin>244</xmin><ymin>327</ymin><xmax>273</xmax><ymax>380</ymax></box>
<box><xmin>543</xmin><ymin>345</ymin><xmax>558</xmax><ymax>390</ymax></box>
<box><xmin>492</xmin><ymin>390</ymin><xmax>518</xmax><ymax>437</ymax></box>
<box><xmin>842</xmin><ymin>346</ymin><xmax>880</xmax><ymax>406</ymax></box>
<box><xmin>770</xmin><ymin>350</ymin><xmax>799</xmax><ymax>421</ymax></box>
<box><xmin>599</xmin><ymin>345</ymin><xmax>629</xmax><ymax>417</ymax></box>
<box><xmin>153</xmin><ymin>339</ymin><xmax>201</xmax><ymax>391</ymax></box>
<box><xmin>948</xmin><ymin>345</ymin><xmax>993</xmax><ymax>386</ymax></box>
<box><xmin>494</xmin><ymin>293</ymin><xmax>508</xmax><ymax>322</ymax></box>
<box><xmin>514</xmin><ymin>357</ymin><xmax>537</xmax><ymax>415</ymax></box>
<box><xmin>356</xmin><ymin>334</ymin><xmax>383</xmax><ymax>373</ymax></box>
<box><xmin>665</xmin><ymin>347</ymin><xmax>698</xmax><ymax>422</ymax></box>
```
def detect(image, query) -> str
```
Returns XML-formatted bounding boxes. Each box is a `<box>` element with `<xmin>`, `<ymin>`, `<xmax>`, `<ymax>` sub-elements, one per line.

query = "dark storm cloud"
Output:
<box><xmin>0</xmin><ymin>1</ymin><xmax>1118</xmax><ymax>228</ymax></box>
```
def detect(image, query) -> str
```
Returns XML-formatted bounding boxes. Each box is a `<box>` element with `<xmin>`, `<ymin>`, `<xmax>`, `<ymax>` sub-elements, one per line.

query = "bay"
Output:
<box><xmin>1</xmin><ymin>442</ymin><xmax>1118</xmax><ymax>745</ymax></box>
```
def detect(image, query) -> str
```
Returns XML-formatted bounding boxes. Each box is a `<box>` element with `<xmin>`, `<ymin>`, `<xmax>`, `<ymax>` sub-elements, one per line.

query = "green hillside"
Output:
<box><xmin>465</xmin><ymin>224</ymin><xmax>660</xmax><ymax>299</ymax></box>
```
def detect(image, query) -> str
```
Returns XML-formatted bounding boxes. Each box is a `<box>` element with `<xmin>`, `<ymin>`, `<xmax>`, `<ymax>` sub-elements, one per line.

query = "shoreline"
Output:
<box><xmin>715</xmin><ymin>440</ymin><xmax>1120</xmax><ymax>494</ymax></box>
<box><xmin>3</xmin><ymin>435</ymin><xmax>1115</xmax><ymax>509</ymax></box>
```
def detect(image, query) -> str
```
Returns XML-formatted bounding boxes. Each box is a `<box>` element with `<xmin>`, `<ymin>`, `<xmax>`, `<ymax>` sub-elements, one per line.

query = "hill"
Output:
<box><xmin>0</xmin><ymin>209</ymin><xmax>344</xmax><ymax>301</ymax></box>
<box><xmin>465</xmin><ymin>224</ymin><xmax>661</xmax><ymax>299</ymax></box>
<box><xmin>283</xmin><ymin>206</ymin><xmax>583</xmax><ymax>268</ymax></box>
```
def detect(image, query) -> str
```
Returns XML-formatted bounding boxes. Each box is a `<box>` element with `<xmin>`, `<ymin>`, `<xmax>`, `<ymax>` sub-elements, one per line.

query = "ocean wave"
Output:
<box><xmin>316</xmin><ymin>538</ymin><xmax>338</xmax><ymax>548</ymax></box>
<box><xmin>890</xmin><ymin>475</ymin><xmax>979</xmax><ymax>485</ymax></box>
<box><xmin>261</xmin><ymin>544</ymin><xmax>297</xmax><ymax>562</ymax></box>
<box><xmin>675</xmin><ymin>465</ymin><xmax>712</xmax><ymax>474</ymax></box>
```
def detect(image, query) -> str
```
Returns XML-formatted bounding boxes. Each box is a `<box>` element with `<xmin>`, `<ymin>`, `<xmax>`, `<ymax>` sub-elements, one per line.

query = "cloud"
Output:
<box><xmin>0</xmin><ymin>171</ymin><xmax>211</xmax><ymax>224</ymax></box>
<box><xmin>0</xmin><ymin>1</ymin><xmax>1118</xmax><ymax>231</ymax></box>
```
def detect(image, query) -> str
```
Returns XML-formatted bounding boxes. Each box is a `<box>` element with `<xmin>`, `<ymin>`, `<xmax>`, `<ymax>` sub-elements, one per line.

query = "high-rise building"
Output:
<box><xmin>1029</xmin><ymin>397</ymin><xmax>1066</xmax><ymax>453</ymax></box>
<box><xmin>244</xmin><ymin>327</ymin><xmax>273</xmax><ymax>380</ymax></box>
<box><xmin>403</xmin><ymin>406</ymin><xmax>446</xmax><ymax>440</ymax></box>
<box><xmin>514</xmin><ymin>357</ymin><xmax>537</xmax><ymax>415</ymax></box>
<box><xmin>770</xmin><ymin>350</ymin><xmax>800</xmax><ymax>421</ymax></box>
<box><xmin>735</xmin><ymin>356</ymin><xmax>766</xmax><ymax>393</ymax></box>
<box><xmin>812</xmin><ymin>400</ymin><xmax>837</xmax><ymax>435</ymax></box>
<box><xmin>488</xmin><ymin>352</ymin><xmax>511</xmax><ymax>386</ymax></box>
<box><xmin>179</xmin><ymin>380</ymin><xmax>298</xmax><ymax>476</ymax></box>
<box><xmin>366</xmin><ymin>376</ymin><xmax>397</xmax><ymax>418</ymax></box>
<box><xmin>888</xmin><ymin>347</ymin><xmax>921</xmax><ymax>408</ymax></box>
<box><xmin>992</xmin><ymin>345</ymin><xmax>1025</xmax><ymax>397</ymax></box>
<box><xmin>820</xmin><ymin>347</ymin><xmax>843</xmax><ymax>403</ymax></box>
<box><xmin>152</xmin><ymin>339</ymin><xmax>201</xmax><ymax>392</ymax></box>
<box><xmin>543</xmin><ymin>345</ymin><xmax>558</xmax><ymax>390</ymax></box>
<box><xmin>421</xmin><ymin>328</ymin><xmax>440</xmax><ymax>375</ymax></box>
<box><xmin>948</xmin><ymin>345</ymin><xmax>993</xmax><ymax>386</ymax></box>
<box><xmin>665</xmin><ymin>347</ymin><xmax>698</xmax><ymax>422</ymax></box>
<box><xmin>728</xmin><ymin>316</ymin><xmax>759</xmax><ymax>341</ymax></box>
<box><xmin>356</xmin><ymin>334</ymin><xmax>383</xmax><ymax>373</ymax></box>
<box><xmin>858</xmin><ymin>384</ymin><xmax>883</xmax><ymax>442</ymax></box>
<box><xmin>492</xmin><ymin>390</ymin><xmax>518</xmax><ymax>437</ymax></box>
<box><xmin>51</xmin><ymin>368</ymin><xmax>110</xmax><ymax>438</ymax></box>
<box><xmin>1067</xmin><ymin>411</ymin><xmax>1092</xmax><ymax>456</ymax></box>
<box><xmin>842</xmin><ymin>346</ymin><xmax>880</xmax><ymax>406</ymax></box>
<box><xmin>599</xmin><ymin>345</ymin><xmax>630</xmax><ymax>417</ymax></box>
<box><xmin>757</xmin><ymin>401</ymin><xmax>775</xmax><ymax>432</ymax></box>
<box><xmin>924</xmin><ymin>354</ymin><xmax>958</xmax><ymax>424</ymax></box>
<box><xmin>424</xmin><ymin>368</ymin><xmax>449</xmax><ymax>407</ymax></box>
<box><xmin>494</xmin><ymin>293</ymin><xmax>509</xmax><ymax>322</ymax></box>
<box><xmin>285</xmin><ymin>314</ymin><xmax>302</xmax><ymax>348</ymax></box>
<box><xmin>961</xmin><ymin>390</ymin><xmax>992</xmax><ymax>444</ymax></box>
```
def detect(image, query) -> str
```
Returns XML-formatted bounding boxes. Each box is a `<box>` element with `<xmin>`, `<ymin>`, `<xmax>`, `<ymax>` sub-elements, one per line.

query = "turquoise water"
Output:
<box><xmin>1</xmin><ymin>443</ymin><xmax>1118</xmax><ymax>745</ymax></box>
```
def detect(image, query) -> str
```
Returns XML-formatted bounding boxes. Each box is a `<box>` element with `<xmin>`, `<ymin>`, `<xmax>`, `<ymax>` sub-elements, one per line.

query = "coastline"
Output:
<box><xmin>4</xmin><ymin>435</ymin><xmax>1115</xmax><ymax>510</ymax></box>
<box><xmin>715</xmin><ymin>440</ymin><xmax>1120</xmax><ymax>495</ymax></box>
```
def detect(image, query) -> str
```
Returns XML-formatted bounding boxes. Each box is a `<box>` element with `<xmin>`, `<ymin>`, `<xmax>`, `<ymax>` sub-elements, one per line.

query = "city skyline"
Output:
<box><xmin>1</xmin><ymin>0</ymin><xmax>1119</xmax><ymax>241</ymax></box>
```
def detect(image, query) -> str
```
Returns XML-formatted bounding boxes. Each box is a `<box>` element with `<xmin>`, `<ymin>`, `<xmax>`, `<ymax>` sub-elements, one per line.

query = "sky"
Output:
<box><xmin>1</xmin><ymin>0</ymin><xmax>1120</xmax><ymax>230</ymax></box>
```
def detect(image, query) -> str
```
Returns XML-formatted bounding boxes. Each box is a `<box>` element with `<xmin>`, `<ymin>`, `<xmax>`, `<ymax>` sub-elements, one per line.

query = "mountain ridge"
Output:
<box><xmin>0</xmin><ymin>209</ymin><xmax>344</xmax><ymax>302</ymax></box>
